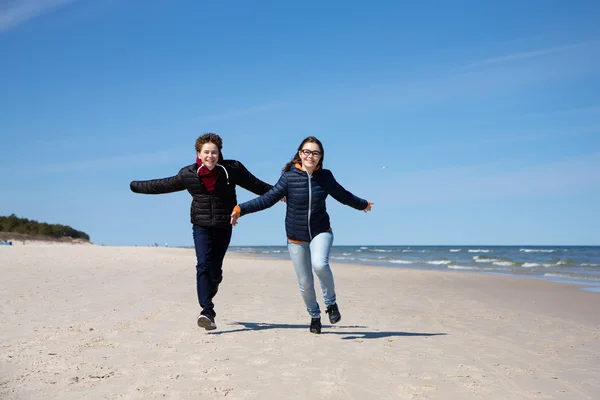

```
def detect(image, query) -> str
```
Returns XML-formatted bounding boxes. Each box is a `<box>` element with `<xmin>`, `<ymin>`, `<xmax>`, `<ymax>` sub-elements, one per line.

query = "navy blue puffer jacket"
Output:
<box><xmin>238</xmin><ymin>165</ymin><xmax>368</xmax><ymax>242</ymax></box>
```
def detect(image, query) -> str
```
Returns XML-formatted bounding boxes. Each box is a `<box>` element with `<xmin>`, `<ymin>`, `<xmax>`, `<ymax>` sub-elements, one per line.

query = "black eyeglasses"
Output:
<box><xmin>300</xmin><ymin>149</ymin><xmax>322</xmax><ymax>157</ymax></box>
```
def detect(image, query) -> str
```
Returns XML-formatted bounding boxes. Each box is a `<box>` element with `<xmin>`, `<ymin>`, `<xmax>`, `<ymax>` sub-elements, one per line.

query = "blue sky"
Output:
<box><xmin>1</xmin><ymin>0</ymin><xmax>599</xmax><ymax>246</ymax></box>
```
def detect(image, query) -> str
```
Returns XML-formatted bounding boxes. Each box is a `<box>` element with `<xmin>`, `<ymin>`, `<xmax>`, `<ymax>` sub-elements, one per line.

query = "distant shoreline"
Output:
<box><xmin>0</xmin><ymin>232</ymin><xmax>91</xmax><ymax>244</ymax></box>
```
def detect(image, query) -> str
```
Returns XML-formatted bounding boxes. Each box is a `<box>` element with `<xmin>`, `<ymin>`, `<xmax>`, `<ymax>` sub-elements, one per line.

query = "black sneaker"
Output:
<box><xmin>326</xmin><ymin>304</ymin><xmax>341</xmax><ymax>324</ymax></box>
<box><xmin>197</xmin><ymin>313</ymin><xmax>217</xmax><ymax>331</ymax></box>
<box><xmin>309</xmin><ymin>317</ymin><xmax>322</xmax><ymax>334</ymax></box>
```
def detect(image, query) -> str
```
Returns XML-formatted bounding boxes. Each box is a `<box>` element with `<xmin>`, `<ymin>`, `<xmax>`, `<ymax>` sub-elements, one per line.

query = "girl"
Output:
<box><xmin>230</xmin><ymin>136</ymin><xmax>373</xmax><ymax>334</ymax></box>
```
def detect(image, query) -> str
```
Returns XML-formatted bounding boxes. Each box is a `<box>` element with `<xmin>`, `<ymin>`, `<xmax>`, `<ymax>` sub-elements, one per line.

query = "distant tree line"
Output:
<box><xmin>0</xmin><ymin>214</ymin><xmax>90</xmax><ymax>241</ymax></box>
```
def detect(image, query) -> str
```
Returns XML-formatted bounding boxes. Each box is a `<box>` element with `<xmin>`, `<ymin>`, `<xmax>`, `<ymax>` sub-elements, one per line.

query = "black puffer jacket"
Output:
<box><xmin>131</xmin><ymin>160</ymin><xmax>272</xmax><ymax>228</ymax></box>
<box><xmin>238</xmin><ymin>165</ymin><xmax>368</xmax><ymax>242</ymax></box>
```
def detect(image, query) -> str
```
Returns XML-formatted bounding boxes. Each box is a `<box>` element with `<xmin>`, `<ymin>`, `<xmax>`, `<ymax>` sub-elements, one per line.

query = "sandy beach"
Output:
<box><xmin>1</xmin><ymin>244</ymin><xmax>599</xmax><ymax>399</ymax></box>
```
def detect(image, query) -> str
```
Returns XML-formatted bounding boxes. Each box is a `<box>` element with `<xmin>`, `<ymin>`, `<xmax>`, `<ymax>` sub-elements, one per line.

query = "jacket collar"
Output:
<box><xmin>294</xmin><ymin>163</ymin><xmax>321</xmax><ymax>172</ymax></box>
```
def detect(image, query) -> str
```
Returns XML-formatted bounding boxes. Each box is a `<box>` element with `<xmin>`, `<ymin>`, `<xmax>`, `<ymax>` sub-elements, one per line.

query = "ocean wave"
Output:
<box><xmin>521</xmin><ymin>263</ymin><xmax>554</xmax><ymax>268</ymax></box>
<box><xmin>448</xmin><ymin>265</ymin><xmax>478</xmax><ymax>270</ymax></box>
<box><xmin>543</xmin><ymin>273</ymin><xmax>600</xmax><ymax>282</ymax></box>
<box><xmin>520</xmin><ymin>249</ymin><xmax>555</xmax><ymax>253</ymax></box>
<box><xmin>473</xmin><ymin>256</ymin><xmax>502</xmax><ymax>263</ymax></box>
<box><xmin>468</xmin><ymin>249</ymin><xmax>491</xmax><ymax>253</ymax></box>
<box><xmin>493</xmin><ymin>261</ymin><xmax>515</xmax><ymax>267</ymax></box>
<box><xmin>449</xmin><ymin>249</ymin><xmax>461</xmax><ymax>252</ymax></box>
<box><xmin>582</xmin><ymin>263</ymin><xmax>600</xmax><ymax>267</ymax></box>
<box><xmin>373</xmin><ymin>249</ymin><xmax>393</xmax><ymax>253</ymax></box>
<box><xmin>389</xmin><ymin>260</ymin><xmax>413</xmax><ymax>264</ymax></box>
<box><xmin>473</xmin><ymin>256</ymin><xmax>515</xmax><ymax>266</ymax></box>
<box><xmin>555</xmin><ymin>259</ymin><xmax>573</xmax><ymax>266</ymax></box>
<box><xmin>427</xmin><ymin>260</ymin><xmax>452</xmax><ymax>265</ymax></box>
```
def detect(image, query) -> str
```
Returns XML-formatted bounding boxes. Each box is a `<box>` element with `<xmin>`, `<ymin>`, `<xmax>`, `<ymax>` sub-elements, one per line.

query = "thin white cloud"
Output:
<box><xmin>199</xmin><ymin>102</ymin><xmax>286</xmax><ymax>122</ymax></box>
<box><xmin>464</xmin><ymin>42</ymin><xmax>587</xmax><ymax>68</ymax></box>
<box><xmin>0</xmin><ymin>0</ymin><xmax>77</xmax><ymax>32</ymax></box>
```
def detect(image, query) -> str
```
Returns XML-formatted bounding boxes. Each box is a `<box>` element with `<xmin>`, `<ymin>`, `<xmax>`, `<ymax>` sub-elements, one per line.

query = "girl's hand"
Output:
<box><xmin>230</xmin><ymin>211</ymin><xmax>239</xmax><ymax>226</ymax></box>
<box><xmin>364</xmin><ymin>202</ymin><xmax>374</xmax><ymax>213</ymax></box>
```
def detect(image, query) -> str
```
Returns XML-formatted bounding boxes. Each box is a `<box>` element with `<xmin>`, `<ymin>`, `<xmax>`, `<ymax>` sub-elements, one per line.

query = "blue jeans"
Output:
<box><xmin>192</xmin><ymin>225</ymin><xmax>232</xmax><ymax>318</ymax></box>
<box><xmin>287</xmin><ymin>231</ymin><xmax>335</xmax><ymax>318</ymax></box>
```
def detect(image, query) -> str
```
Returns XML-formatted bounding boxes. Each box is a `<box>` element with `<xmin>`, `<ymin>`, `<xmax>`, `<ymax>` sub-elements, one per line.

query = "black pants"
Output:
<box><xmin>192</xmin><ymin>224</ymin><xmax>232</xmax><ymax>318</ymax></box>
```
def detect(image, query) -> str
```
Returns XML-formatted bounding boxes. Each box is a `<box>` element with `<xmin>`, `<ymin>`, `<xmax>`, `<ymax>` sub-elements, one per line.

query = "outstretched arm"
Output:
<box><xmin>235</xmin><ymin>161</ymin><xmax>272</xmax><ymax>195</ymax></box>
<box><xmin>130</xmin><ymin>175</ymin><xmax>185</xmax><ymax>195</ymax></box>
<box><xmin>326</xmin><ymin>171</ymin><xmax>371</xmax><ymax>211</ymax></box>
<box><xmin>231</xmin><ymin>174</ymin><xmax>288</xmax><ymax>225</ymax></box>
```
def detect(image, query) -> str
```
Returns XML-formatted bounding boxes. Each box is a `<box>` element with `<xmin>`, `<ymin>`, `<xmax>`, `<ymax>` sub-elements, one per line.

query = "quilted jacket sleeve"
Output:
<box><xmin>130</xmin><ymin>174</ymin><xmax>185</xmax><ymax>195</ymax></box>
<box><xmin>238</xmin><ymin>174</ymin><xmax>288</xmax><ymax>216</ymax></box>
<box><xmin>325</xmin><ymin>170</ymin><xmax>368</xmax><ymax>211</ymax></box>
<box><xmin>234</xmin><ymin>161</ymin><xmax>273</xmax><ymax>195</ymax></box>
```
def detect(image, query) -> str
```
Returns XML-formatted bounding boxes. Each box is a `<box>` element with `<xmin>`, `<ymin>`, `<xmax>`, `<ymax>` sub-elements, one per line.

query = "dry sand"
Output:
<box><xmin>1</xmin><ymin>244</ymin><xmax>599</xmax><ymax>399</ymax></box>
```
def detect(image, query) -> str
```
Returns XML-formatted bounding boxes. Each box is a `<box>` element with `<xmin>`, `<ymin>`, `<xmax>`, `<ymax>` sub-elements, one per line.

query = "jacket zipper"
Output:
<box><xmin>307</xmin><ymin>171</ymin><xmax>313</xmax><ymax>240</ymax></box>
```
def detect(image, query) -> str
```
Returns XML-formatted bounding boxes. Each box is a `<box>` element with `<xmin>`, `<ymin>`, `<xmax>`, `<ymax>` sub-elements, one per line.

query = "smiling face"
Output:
<box><xmin>299</xmin><ymin>142</ymin><xmax>322</xmax><ymax>171</ymax></box>
<box><xmin>197</xmin><ymin>142</ymin><xmax>220</xmax><ymax>170</ymax></box>
<box><xmin>195</xmin><ymin>133</ymin><xmax>223</xmax><ymax>169</ymax></box>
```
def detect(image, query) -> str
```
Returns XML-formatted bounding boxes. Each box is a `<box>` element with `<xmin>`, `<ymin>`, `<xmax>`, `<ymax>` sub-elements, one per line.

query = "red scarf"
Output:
<box><xmin>196</xmin><ymin>156</ymin><xmax>218</xmax><ymax>193</ymax></box>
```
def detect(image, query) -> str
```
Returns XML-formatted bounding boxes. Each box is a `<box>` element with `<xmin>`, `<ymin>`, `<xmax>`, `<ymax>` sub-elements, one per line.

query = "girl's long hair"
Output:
<box><xmin>282</xmin><ymin>136</ymin><xmax>324</xmax><ymax>173</ymax></box>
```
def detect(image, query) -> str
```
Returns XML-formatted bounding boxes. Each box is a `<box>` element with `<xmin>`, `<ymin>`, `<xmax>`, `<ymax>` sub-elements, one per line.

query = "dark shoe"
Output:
<box><xmin>326</xmin><ymin>304</ymin><xmax>341</xmax><ymax>324</ymax></box>
<box><xmin>309</xmin><ymin>317</ymin><xmax>322</xmax><ymax>334</ymax></box>
<box><xmin>197</xmin><ymin>313</ymin><xmax>217</xmax><ymax>331</ymax></box>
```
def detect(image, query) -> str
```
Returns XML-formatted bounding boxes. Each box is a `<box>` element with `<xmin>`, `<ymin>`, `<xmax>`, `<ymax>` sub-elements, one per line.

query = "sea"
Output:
<box><xmin>228</xmin><ymin>245</ymin><xmax>600</xmax><ymax>291</ymax></box>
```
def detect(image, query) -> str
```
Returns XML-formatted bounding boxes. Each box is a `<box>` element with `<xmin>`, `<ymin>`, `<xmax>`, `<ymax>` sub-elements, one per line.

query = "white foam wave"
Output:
<box><xmin>474</xmin><ymin>256</ymin><xmax>502</xmax><ymax>263</ymax></box>
<box><xmin>448</xmin><ymin>265</ymin><xmax>478</xmax><ymax>270</ymax></box>
<box><xmin>402</xmin><ymin>250</ymin><xmax>413</xmax><ymax>252</ymax></box>
<box><xmin>449</xmin><ymin>249</ymin><xmax>461</xmax><ymax>252</ymax></box>
<box><xmin>360</xmin><ymin>247</ymin><xmax>368</xmax><ymax>250</ymax></box>
<box><xmin>493</xmin><ymin>261</ymin><xmax>515</xmax><ymax>267</ymax></box>
<box><xmin>582</xmin><ymin>263</ymin><xmax>600</xmax><ymax>267</ymax></box>
<box><xmin>468</xmin><ymin>249</ymin><xmax>491</xmax><ymax>253</ymax></box>
<box><xmin>542</xmin><ymin>273</ymin><xmax>600</xmax><ymax>281</ymax></box>
<box><xmin>373</xmin><ymin>249</ymin><xmax>392</xmax><ymax>253</ymax></box>
<box><xmin>521</xmin><ymin>263</ymin><xmax>555</xmax><ymax>268</ymax></box>
<box><xmin>520</xmin><ymin>249</ymin><xmax>555</xmax><ymax>253</ymax></box>
<box><xmin>389</xmin><ymin>260</ymin><xmax>413</xmax><ymax>264</ymax></box>
<box><xmin>427</xmin><ymin>260</ymin><xmax>452</xmax><ymax>265</ymax></box>
<box><xmin>544</xmin><ymin>273</ymin><xmax>571</xmax><ymax>279</ymax></box>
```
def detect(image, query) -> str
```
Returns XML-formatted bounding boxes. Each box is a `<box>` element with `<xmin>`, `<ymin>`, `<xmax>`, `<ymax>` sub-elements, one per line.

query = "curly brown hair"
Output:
<box><xmin>195</xmin><ymin>133</ymin><xmax>223</xmax><ymax>152</ymax></box>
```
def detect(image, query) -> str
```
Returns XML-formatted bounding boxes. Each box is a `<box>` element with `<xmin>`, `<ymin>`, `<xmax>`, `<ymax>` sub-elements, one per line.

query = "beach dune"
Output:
<box><xmin>1</xmin><ymin>245</ymin><xmax>599</xmax><ymax>399</ymax></box>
